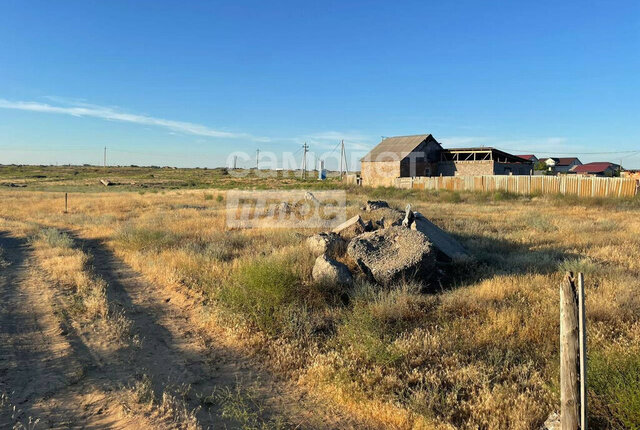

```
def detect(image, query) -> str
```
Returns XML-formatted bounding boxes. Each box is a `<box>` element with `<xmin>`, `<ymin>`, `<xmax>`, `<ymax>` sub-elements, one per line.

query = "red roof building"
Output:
<box><xmin>570</xmin><ymin>162</ymin><xmax>621</xmax><ymax>177</ymax></box>
<box><xmin>516</xmin><ymin>154</ymin><xmax>538</xmax><ymax>162</ymax></box>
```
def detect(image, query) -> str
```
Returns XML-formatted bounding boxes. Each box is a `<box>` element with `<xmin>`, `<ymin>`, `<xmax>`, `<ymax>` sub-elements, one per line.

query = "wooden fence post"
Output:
<box><xmin>561</xmin><ymin>272</ymin><xmax>579</xmax><ymax>429</ymax></box>
<box><xmin>64</xmin><ymin>192</ymin><xmax>68</xmax><ymax>214</ymax></box>
<box><xmin>578</xmin><ymin>273</ymin><xmax>587</xmax><ymax>430</ymax></box>
<box><xmin>560</xmin><ymin>272</ymin><xmax>587</xmax><ymax>429</ymax></box>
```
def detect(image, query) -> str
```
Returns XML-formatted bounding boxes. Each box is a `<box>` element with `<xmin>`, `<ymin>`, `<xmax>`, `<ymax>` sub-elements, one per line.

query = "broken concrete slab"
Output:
<box><xmin>402</xmin><ymin>204</ymin><xmax>415</xmax><ymax>228</ymax></box>
<box><xmin>347</xmin><ymin>226</ymin><xmax>436</xmax><ymax>284</ymax></box>
<box><xmin>306</xmin><ymin>232</ymin><xmax>346</xmax><ymax>257</ymax></box>
<box><xmin>365</xmin><ymin>200</ymin><xmax>389</xmax><ymax>211</ymax></box>
<box><xmin>312</xmin><ymin>254</ymin><xmax>353</xmax><ymax>286</ymax></box>
<box><xmin>411</xmin><ymin>212</ymin><xmax>469</xmax><ymax>261</ymax></box>
<box><xmin>332</xmin><ymin>215</ymin><xmax>366</xmax><ymax>238</ymax></box>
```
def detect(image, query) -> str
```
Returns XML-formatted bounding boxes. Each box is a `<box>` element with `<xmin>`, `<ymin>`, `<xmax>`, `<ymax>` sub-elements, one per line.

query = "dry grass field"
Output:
<box><xmin>1</xmin><ymin>171</ymin><xmax>639</xmax><ymax>429</ymax></box>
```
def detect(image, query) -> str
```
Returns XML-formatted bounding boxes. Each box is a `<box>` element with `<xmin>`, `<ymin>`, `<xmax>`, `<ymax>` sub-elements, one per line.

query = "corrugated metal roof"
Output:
<box><xmin>362</xmin><ymin>134</ymin><xmax>434</xmax><ymax>161</ymax></box>
<box><xmin>571</xmin><ymin>162</ymin><xmax>618</xmax><ymax>173</ymax></box>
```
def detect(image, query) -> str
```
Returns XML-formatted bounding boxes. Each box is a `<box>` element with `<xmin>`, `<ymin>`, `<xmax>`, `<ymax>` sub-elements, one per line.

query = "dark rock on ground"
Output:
<box><xmin>365</xmin><ymin>200</ymin><xmax>389</xmax><ymax>211</ymax></box>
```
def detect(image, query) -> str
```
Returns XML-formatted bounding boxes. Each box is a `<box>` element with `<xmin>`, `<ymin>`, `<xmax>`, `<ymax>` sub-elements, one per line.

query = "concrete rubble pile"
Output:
<box><xmin>307</xmin><ymin>200</ymin><xmax>470</xmax><ymax>289</ymax></box>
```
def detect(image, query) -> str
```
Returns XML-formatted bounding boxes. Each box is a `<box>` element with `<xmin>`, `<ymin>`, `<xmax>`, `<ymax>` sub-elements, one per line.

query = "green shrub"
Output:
<box><xmin>335</xmin><ymin>283</ymin><xmax>431</xmax><ymax>366</ymax></box>
<box><xmin>117</xmin><ymin>226</ymin><xmax>181</xmax><ymax>251</ymax></box>
<box><xmin>38</xmin><ymin>228</ymin><xmax>73</xmax><ymax>248</ymax></box>
<box><xmin>558</xmin><ymin>257</ymin><xmax>600</xmax><ymax>275</ymax></box>
<box><xmin>441</xmin><ymin>191</ymin><xmax>462</xmax><ymax>203</ymax></box>
<box><xmin>589</xmin><ymin>348</ymin><xmax>640</xmax><ymax>429</ymax></box>
<box><xmin>216</xmin><ymin>194</ymin><xmax>224</xmax><ymax>203</ymax></box>
<box><xmin>218</xmin><ymin>256</ymin><xmax>300</xmax><ymax>333</ymax></box>
<box><xmin>522</xmin><ymin>213</ymin><xmax>557</xmax><ymax>232</ymax></box>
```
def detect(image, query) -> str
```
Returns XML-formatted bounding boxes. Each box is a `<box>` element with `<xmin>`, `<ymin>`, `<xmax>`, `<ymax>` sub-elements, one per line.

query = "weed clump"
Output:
<box><xmin>589</xmin><ymin>346</ymin><xmax>640</xmax><ymax>429</ymax></box>
<box><xmin>117</xmin><ymin>225</ymin><xmax>181</xmax><ymax>252</ymax></box>
<box><xmin>38</xmin><ymin>227</ymin><xmax>73</xmax><ymax>248</ymax></box>
<box><xmin>218</xmin><ymin>255</ymin><xmax>300</xmax><ymax>333</ymax></box>
<box><xmin>335</xmin><ymin>283</ymin><xmax>433</xmax><ymax>366</ymax></box>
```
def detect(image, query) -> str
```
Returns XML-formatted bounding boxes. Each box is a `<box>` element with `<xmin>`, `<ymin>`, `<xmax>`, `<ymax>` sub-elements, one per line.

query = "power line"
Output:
<box><xmin>301</xmin><ymin>142</ymin><xmax>309</xmax><ymax>179</ymax></box>
<box><xmin>499</xmin><ymin>147</ymin><xmax>640</xmax><ymax>156</ymax></box>
<box><xmin>328</xmin><ymin>140</ymin><xmax>341</xmax><ymax>156</ymax></box>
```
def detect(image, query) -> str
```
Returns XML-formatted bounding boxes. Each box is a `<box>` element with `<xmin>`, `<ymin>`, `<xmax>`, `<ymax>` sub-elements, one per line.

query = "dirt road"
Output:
<box><xmin>0</xmin><ymin>231</ymin><xmax>350</xmax><ymax>429</ymax></box>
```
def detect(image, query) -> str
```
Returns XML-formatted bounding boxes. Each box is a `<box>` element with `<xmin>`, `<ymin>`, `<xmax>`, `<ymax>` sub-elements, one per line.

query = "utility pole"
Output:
<box><xmin>301</xmin><ymin>143</ymin><xmax>309</xmax><ymax>179</ymax></box>
<box><xmin>256</xmin><ymin>149</ymin><xmax>260</xmax><ymax>169</ymax></box>
<box><xmin>103</xmin><ymin>146</ymin><xmax>107</xmax><ymax>167</ymax></box>
<box><xmin>339</xmin><ymin>140</ymin><xmax>343</xmax><ymax>178</ymax></box>
<box><xmin>339</xmin><ymin>140</ymin><xmax>348</xmax><ymax>178</ymax></box>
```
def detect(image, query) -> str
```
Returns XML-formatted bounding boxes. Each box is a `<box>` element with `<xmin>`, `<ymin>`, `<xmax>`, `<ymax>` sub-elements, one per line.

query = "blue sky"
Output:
<box><xmin>1</xmin><ymin>0</ymin><xmax>639</xmax><ymax>169</ymax></box>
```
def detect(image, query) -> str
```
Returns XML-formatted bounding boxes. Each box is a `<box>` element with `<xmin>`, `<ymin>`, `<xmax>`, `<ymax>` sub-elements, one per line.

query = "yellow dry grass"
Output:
<box><xmin>1</xmin><ymin>188</ymin><xmax>639</xmax><ymax>429</ymax></box>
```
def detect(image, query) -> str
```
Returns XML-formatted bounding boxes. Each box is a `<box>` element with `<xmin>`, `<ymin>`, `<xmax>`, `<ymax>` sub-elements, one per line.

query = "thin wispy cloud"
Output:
<box><xmin>292</xmin><ymin>131</ymin><xmax>376</xmax><ymax>152</ymax></box>
<box><xmin>0</xmin><ymin>98</ymin><xmax>271</xmax><ymax>142</ymax></box>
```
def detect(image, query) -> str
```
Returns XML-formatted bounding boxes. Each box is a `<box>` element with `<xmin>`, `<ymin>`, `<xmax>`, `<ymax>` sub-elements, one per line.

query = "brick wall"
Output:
<box><xmin>361</xmin><ymin>161</ymin><xmax>400</xmax><ymax>187</ymax></box>
<box><xmin>437</xmin><ymin>161</ymin><xmax>495</xmax><ymax>176</ymax></box>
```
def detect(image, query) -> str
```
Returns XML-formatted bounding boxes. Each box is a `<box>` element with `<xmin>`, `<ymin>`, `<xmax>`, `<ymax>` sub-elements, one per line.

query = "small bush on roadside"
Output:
<box><xmin>336</xmin><ymin>283</ymin><xmax>432</xmax><ymax>366</ymax></box>
<box><xmin>38</xmin><ymin>227</ymin><xmax>73</xmax><ymax>248</ymax></box>
<box><xmin>218</xmin><ymin>255</ymin><xmax>300</xmax><ymax>333</ymax></box>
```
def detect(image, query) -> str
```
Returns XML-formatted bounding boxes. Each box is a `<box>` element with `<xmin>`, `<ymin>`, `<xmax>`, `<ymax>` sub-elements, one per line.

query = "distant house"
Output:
<box><xmin>360</xmin><ymin>134</ymin><xmax>533</xmax><ymax>187</ymax></box>
<box><xmin>516</xmin><ymin>154</ymin><xmax>538</xmax><ymax>163</ymax></box>
<box><xmin>539</xmin><ymin>157</ymin><xmax>582</xmax><ymax>173</ymax></box>
<box><xmin>360</xmin><ymin>134</ymin><xmax>443</xmax><ymax>187</ymax></box>
<box><xmin>570</xmin><ymin>162</ymin><xmax>621</xmax><ymax>177</ymax></box>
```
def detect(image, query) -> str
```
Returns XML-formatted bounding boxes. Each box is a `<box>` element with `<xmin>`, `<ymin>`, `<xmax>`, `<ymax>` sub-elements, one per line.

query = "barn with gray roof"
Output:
<box><xmin>360</xmin><ymin>134</ymin><xmax>533</xmax><ymax>187</ymax></box>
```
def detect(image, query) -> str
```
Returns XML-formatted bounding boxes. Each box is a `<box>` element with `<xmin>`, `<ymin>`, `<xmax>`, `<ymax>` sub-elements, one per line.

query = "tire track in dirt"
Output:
<box><xmin>1</xmin><ymin>228</ymin><xmax>354</xmax><ymax>429</ymax></box>
<box><xmin>76</xmin><ymin>236</ymin><xmax>350</xmax><ymax>429</ymax></box>
<box><xmin>0</xmin><ymin>232</ymin><xmax>131</xmax><ymax>428</ymax></box>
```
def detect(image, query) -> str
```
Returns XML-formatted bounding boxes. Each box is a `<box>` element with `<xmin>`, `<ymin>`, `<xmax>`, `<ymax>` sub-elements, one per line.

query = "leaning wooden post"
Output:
<box><xmin>577</xmin><ymin>273</ymin><xmax>587</xmax><ymax>430</ymax></box>
<box><xmin>560</xmin><ymin>272</ymin><xmax>579</xmax><ymax>430</ymax></box>
<box><xmin>64</xmin><ymin>192</ymin><xmax>68</xmax><ymax>214</ymax></box>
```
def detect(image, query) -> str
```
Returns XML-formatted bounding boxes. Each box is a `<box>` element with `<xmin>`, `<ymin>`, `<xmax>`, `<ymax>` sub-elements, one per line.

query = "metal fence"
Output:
<box><xmin>395</xmin><ymin>175</ymin><xmax>638</xmax><ymax>198</ymax></box>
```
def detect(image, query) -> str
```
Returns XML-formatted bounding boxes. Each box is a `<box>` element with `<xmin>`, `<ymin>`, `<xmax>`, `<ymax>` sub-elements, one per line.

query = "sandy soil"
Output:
<box><xmin>0</xmin><ymin>231</ymin><xmax>353</xmax><ymax>429</ymax></box>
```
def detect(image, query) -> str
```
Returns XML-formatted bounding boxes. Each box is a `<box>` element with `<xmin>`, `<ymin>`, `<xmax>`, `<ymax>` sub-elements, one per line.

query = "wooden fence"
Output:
<box><xmin>395</xmin><ymin>175</ymin><xmax>638</xmax><ymax>198</ymax></box>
